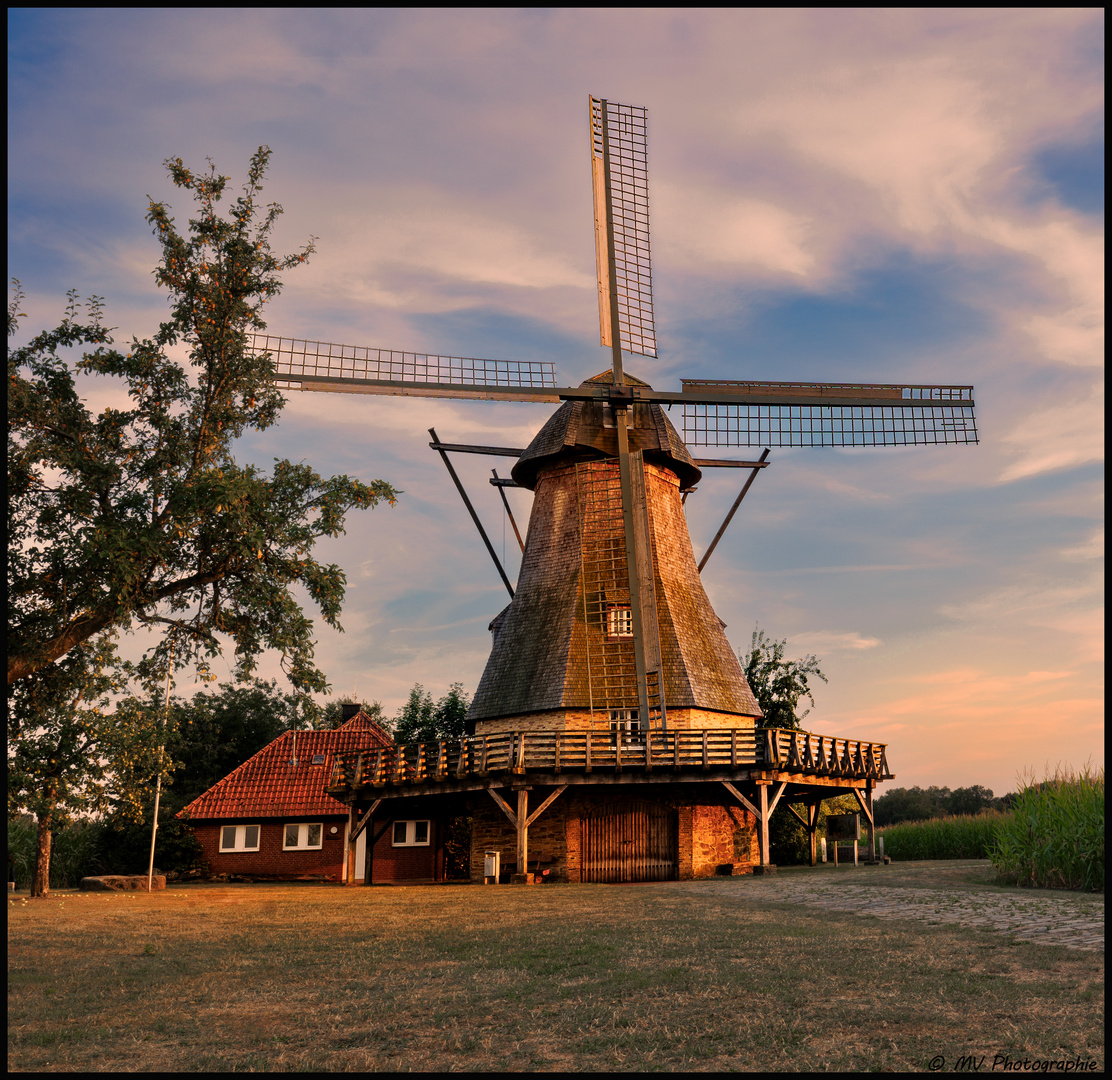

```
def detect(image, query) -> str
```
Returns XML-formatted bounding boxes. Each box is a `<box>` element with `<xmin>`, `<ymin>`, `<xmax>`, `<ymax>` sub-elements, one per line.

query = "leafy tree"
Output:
<box><xmin>7</xmin><ymin>146</ymin><xmax>397</xmax><ymax>695</ymax></box>
<box><xmin>739</xmin><ymin>625</ymin><xmax>828</xmax><ymax>730</ymax></box>
<box><xmin>873</xmin><ymin>785</ymin><xmax>950</xmax><ymax>826</ymax></box>
<box><xmin>873</xmin><ymin>783</ymin><xmax>1001</xmax><ymax>826</ymax></box>
<box><xmin>7</xmin><ymin>635</ymin><xmax>166</xmax><ymax>896</ymax></box>
<box><xmin>392</xmin><ymin>682</ymin><xmax>471</xmax><ymax>744</ymax></box>
<box><xmin>99</xmin><ymin>678</ymin><xmax>314</xmax><ymax>876</ymax></box>
<box><xmin>947</xmin><ymin>784</ymin><xmax>996</xmax><ymax>816</ymax></box>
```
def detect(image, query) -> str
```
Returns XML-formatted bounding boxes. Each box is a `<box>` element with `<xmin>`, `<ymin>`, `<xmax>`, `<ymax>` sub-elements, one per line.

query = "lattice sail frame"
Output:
<box><xmin>251</xmin><ymin>333</ymin><xmax>557</xmax><ymax>390</ymax></box>
<box><xmin>590</xmin><ymin>97</ymin><xmax>657</xmax><ymax>358</ymax></box>
<box><xmin>680</xmin><ymin>381</ymin><xmax>978</xmax><ymax>447</ymax></box>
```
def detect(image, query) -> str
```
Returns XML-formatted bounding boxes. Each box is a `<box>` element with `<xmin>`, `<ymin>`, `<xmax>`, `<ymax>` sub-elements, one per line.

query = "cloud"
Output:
<box><xmin>996</xmin><ymin>382</ymin><xmax>1104</xmax><ymax>481</ymax></box>
<box><xmin>787</xmin><ymin>631</ymin><xmax>881</xmax><ymax>654</ymax></box>
<box><xmin>654</xmin><ymin>184</ymin><xmax>816</xmax><ymax>278</ymax></box>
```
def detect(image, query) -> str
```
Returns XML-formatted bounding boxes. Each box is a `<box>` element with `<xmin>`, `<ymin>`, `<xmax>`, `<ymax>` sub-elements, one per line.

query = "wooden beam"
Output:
<box><xmin>851</xmin><ymin>785</ymin><xmax>877</xmax><ymax>862</ymax></box>
<box><xmin>430</xmin><ymin>427</ymin><xmax>514</xmax><ymax>599</ymax></box>
<box><xmin>758</xmin><ymin>783</ymin><xmax>770</xmax><ymax>866</ymax></box>
<box><xmin>767</xmin><ymin>780</ymin><xmax>788</xmax><ymax>817</ymax></box>
<box><xmin>720</xmin><ymin>781</ymin><xmax>761</xmax><ymax>819</ymax></box>
<box><xmin>348</xmin><ymin>798</ymin><xmax>382</xmax><ymax>845</ymax></box>
<box><xmin>516</xmin><ymin>788</ymin><xmax>529</xmax><ymax>878</ymax></box>
<box><xmin>784</xmin><ymin>802</ymin><xmax>810</xmax><ymax>829</ymax></box>
<box><xmin>524</xmin><ymin>786</ymin><xmax>567</xmax><ymax>829</ymax></box>
<box><xmin>486</xmin><ymin>786</ymin><xmax>518</xmax><ymax>828</ymax></box>
<box><xmin>697</xmin><ymin>448</ymin><xmax>770</xmax><ymax>573</ymax></box>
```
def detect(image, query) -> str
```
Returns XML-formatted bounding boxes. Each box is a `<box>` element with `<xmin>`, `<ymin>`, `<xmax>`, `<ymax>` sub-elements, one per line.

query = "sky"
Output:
<box><xmin>8</xmin><ymin>8</ymin><xmax>1103</xmax><ymax>796</ymax></box>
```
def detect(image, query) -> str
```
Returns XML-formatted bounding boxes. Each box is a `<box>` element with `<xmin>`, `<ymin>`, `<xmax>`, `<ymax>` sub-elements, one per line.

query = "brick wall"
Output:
<box><xmin>192</xmin><ymin>816</ymin><xmax>348</xmax><ymax>880</ymax></box>
<box><xmin>368</xmin><ymin>820</ymin><xmax>440</xmax><ymax>883</ymax></box>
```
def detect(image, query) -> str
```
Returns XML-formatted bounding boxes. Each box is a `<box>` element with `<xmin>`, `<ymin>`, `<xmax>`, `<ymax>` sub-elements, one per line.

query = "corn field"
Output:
<box><xmin>878</xmin><ymin>811</ymin><xmax>1005</xmax><ymax>861</ymax></box>
<box><xmin>989</xmin><ymin>765</ymin><xmax>1104</xmax><ymax>892</ymax></box>
<box><xmin>7</xmin><ymin>819</ymin><xmax>106</xmax><ymax>890</ymax></box>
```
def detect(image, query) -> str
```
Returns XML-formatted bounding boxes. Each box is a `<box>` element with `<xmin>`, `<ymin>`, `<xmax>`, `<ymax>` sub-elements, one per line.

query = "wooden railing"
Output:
<box><xmin>326</xmin><ymin>727</ymin><xmax>892</xmax><ymax>793</ymax></box>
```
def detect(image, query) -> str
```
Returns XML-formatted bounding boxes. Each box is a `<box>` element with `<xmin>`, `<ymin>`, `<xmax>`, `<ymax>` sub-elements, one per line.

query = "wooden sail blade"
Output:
<box><xmin>677</xmin><ymin>378</ymin><xmax>977</xmax><ymax>447</ymax></box>
<box><xmin>590</xmin><ymin>97</ymin><xmax>656</xmax><ymax>360</ymax></box>
<box><xmin>251</xmin><ymin>333</ymin><xmax>560</xmax><ymax>402</ymax></box>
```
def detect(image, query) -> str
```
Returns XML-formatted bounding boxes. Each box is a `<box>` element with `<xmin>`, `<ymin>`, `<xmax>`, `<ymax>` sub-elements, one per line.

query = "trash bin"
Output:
<box><xmin>484</xmin><ymin>851</ymin><xmax>500</xmax><ymax>884</ymax></box>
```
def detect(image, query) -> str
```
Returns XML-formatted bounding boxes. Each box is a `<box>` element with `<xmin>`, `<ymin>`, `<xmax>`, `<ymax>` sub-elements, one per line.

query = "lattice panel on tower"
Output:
<box><xmin>575</xmin><ymin>462</ymin><xmax>665</xmax><ymax>730</ymax></box>
<box><xmin>576</xmin><ymin>462</ymin><xmax>638</xmax><ymax>715</ymax></box>
<box><xmin>590</xmin><ymin>98</ymin><xmax>656</xmax><ymax>358</ymax></box>
<box><xmin>682</xmin><ymin>402</ymin><xmax>979</xmax><ymax>447</ymax></box>
<box><xmin>251</xmin><ymin>334</ymin><xmax>557</xmax><ymax>389</ymax></box>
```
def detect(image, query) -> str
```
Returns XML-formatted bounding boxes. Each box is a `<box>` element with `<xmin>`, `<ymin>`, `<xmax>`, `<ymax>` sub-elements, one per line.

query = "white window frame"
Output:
<box><xmin>391</xmin><ymin>820</ymin><xmax>431</xmax><ymax>847</ymax></box>
<box><xmin>610</xmin><ymin>708</ymin><xmax>642</xmax><ymax>746</ymax></box>
<box><xmin>283</xmin><ymin>822</ymin><xmax>324</xmax><ymax>850</ymax></box>
<box><xmin>606</xmin><ymin>605</ymin><xmax>633</xmax><ymax>638</ymax></box>
<box><xmin>220</xmin><ymin>824</ymin><xmax>261</xmax><ymax>852</ymax></box>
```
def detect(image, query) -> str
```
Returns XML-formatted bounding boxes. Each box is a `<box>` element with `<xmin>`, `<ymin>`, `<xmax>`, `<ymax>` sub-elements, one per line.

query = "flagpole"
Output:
<box><xmin>147</xmin><ymin>643</ymin><xmax>173</xmax><ymax>893</ymax></box>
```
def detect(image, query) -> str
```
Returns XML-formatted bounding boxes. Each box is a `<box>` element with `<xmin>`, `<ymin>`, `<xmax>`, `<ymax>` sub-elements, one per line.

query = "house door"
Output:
<box><xmin>580</xmin><ymin>800</ymin><xmax>677</xmax><ymax>883</ymax></box>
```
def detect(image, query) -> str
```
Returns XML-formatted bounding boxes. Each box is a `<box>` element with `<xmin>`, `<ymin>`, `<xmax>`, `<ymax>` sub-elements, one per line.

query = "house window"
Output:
<box><xmin>283</xmin><ymin>823</ymin><xmax>323</xmax><ymax>850</ymax></box>
<box><xmin>220</xmin><ymin>824</ymin><xmax>260</xmax><ymax>852</ymax></box>
<box><xmin>392</xmin><ymin>820</ymin><xmax>431</xmax><ymax>847</ymax></box>
<box><xmin>606</xmin><ymin>606</ymin><xmax>633</xmax><ymax>638</ymax></box>
<box><xmin>610</xmin><ymin>708</ymin><xmax>642</xmax><ymax>746</ymax></box>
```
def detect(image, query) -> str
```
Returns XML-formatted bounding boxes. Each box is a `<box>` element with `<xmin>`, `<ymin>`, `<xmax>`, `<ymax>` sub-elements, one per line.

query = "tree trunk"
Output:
<box><xmin>31</xmin><ymin>813</ymin><xmax>53</xmax><ymax>898</ymax></box>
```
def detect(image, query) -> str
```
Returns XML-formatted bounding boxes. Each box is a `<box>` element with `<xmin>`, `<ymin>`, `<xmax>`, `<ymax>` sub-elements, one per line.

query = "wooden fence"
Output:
<box><xmin>326</xmin><ymin>727</ymin><xmax>892</xmax><ymax>793</ymax></box>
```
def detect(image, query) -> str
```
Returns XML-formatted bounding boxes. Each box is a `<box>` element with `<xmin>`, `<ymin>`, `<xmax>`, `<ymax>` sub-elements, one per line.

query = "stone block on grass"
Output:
<box><xmin>79</xmin><ymin>875</ymin><xmax>166</xmax><ymax>891</ymax></box>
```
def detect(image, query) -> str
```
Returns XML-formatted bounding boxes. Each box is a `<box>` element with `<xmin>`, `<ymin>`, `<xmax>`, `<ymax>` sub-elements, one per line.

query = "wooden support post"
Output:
<box><xmin>866</xmin><ymin>785</ymin><xmax>875</xmax><ymax>862</ymax></box>
<box><xmin>345</xmin><ymin>804</ymin><xmax>356</xmax><ymax>885</ymax></box>
<box><xmin>851</xmin><ymin>784</ymin><xmax>877</xmax><ymax>863</ymax></box>
<box><xmin>515</xmin><ymin>788</ymin><xmax>530</xmax><ymax>883</ymax></box>
<box><xmin>758</xmin><ymin>782</ymin><xmax>770</xmax><ymax>867</ymax></box>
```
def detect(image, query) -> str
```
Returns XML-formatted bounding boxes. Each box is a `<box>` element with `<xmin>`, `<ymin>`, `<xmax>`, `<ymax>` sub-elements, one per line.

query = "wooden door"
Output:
<box><xmin>580</xmin><ymin>800</ymin><xmax>677</xmax><ymax>882</ymax></box>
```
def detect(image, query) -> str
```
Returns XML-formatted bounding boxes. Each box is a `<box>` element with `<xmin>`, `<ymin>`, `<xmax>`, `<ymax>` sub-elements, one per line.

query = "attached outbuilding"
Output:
<box><xmin>179</xmin><ymin>707</ymin><xmax>398</xmax><ymax>883</ymax></box>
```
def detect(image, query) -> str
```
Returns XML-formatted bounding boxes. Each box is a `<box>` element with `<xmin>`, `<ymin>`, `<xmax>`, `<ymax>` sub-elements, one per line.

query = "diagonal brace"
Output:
<box><xmin>430</xmin><ymin>428</ymin><xmax>514</xmax><ymax>598</ymax></box>
<box><xmin>698</xmin><ymin>448</ymin><xmax>770</xmax><ymax>572</ymax></box>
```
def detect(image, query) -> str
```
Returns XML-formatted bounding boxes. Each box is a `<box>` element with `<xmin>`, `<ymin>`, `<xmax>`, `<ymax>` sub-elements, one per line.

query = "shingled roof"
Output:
<box><xmin>178</xmin><ymin>713</ymin><xmax>392</xmax><ymax>821</ymax></box>
<box><xmin>511</xmin><ymin>371</ymin><xmax>701</xmax><ymax>492</ymax></box>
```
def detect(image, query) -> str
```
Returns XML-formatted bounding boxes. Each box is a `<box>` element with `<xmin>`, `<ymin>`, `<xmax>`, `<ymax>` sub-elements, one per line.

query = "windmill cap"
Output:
<box><xmin>510</xmin><ymin>370</ymin><xmax>702</xmax><ymax>491</ymax></box>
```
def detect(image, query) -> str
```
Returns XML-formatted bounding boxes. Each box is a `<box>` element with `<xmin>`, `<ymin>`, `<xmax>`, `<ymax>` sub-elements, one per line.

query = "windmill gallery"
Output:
<box><xmin>202</xmin><ymin>98</ymin><xmax>977</xmax><ymax>885</ymax></box>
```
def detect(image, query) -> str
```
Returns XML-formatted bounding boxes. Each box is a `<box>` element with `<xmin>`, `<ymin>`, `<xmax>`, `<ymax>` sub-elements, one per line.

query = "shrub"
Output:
<box><xmin>990</xmin><ymin>765</ymin><xmax>1104</xmax><ymax>892</ymax></box>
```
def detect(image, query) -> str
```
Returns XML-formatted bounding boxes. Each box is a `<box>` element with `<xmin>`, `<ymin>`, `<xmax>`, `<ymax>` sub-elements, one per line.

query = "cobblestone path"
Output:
<box><xmin>677</xmin><ymin>870</ymin><xmax>1105</xmax><ymax>952</ymax></box>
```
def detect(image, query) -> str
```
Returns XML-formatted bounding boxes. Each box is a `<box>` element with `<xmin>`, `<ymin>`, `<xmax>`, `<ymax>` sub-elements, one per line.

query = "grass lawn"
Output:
<box><xmin>7</xmin><ymin>862</ymin><xmax>1104</xmax><ymax>1072</ymax></box>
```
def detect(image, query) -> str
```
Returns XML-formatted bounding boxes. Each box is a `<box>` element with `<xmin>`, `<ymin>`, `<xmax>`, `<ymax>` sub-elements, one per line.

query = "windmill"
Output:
<box><xmin>252</xmin><ymin>95</ymin><xmax>977</xmax><ymax>747</ymax></box>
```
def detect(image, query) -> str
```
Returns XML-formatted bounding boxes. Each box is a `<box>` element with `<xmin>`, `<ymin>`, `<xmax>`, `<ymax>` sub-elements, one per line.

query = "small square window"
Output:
<box><xmin>220</xmin><ymin>824</ymin><xmax>261</xmax><ymax>852</ymax></box>
<box><xmin>606</xmin><ymin>606</ymin><xmax>633</xmax><ymax>638</ymax></box>
<box><xmin>282</xmin><ymin>823</ymin><xmax>324</xmax><ymax>850</ymax></box>
<box><xmin>610</xmin><ymin>709</ymin><xmax>641</xmax><ymax>746</ymax></box>
<box><xmin>311</xmin><ymin>754</ymin><xmax>326</xmax><ymax>765</ymax></box>
<box><xmin>391</xmin><ymin>820</ymin><xmax>432</xmax><ymax>847</ymax></box>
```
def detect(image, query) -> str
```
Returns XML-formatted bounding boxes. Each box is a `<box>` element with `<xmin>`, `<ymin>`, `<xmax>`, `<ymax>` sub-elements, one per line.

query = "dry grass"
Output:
<box><xmin>7</xmin><ymin>865</ymin><xmax>1104</xmax><ymax>1073</ymax></box>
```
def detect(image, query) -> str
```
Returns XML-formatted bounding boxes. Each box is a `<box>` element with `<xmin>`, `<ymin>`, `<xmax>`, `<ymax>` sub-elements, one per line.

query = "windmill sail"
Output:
<box><xmin>252</xmin><ymin>333</ymin><xmax>559</xmax><ymax>402</ymax></box>
<box><xmin>590</xmin><ymin>97</ymin><xmax>656</xmax><ymax>359</ymax></box>
<box><xmin>679</xmin><ymin>380</ymin><xmax>978</xmax><ymax>447</ymax></box>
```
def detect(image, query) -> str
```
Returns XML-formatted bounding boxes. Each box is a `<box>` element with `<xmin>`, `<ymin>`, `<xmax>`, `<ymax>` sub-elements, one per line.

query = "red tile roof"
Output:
<box><xmin>178</xmin><ymin>713</ymin><xmax>393</xmax><ymax>820</ymax></box>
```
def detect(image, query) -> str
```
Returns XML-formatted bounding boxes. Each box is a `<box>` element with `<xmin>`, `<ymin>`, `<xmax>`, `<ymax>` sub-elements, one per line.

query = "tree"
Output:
<box><xmin>7</xmin><ymin>634</ymin><xmax>166</xmax><ymax>897</ymax></box>
<box><xmin>99</xmin><ymin>678</ymin><xmax>320</xmax><ymax>876</ymax></box>
<box><xmin>8</xmin><ymin>147</ymin><xmax>397</xmax><ymax>695</ymax></box>
<box><xmin>739</xmin><ymin>625</ymin><xmax>828</xmax><ymax>730</ymax></box>
<box><xmin>392</xmin><ymin>682</ymin><xmax>471</xmax><ymax>744</ymax></box>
